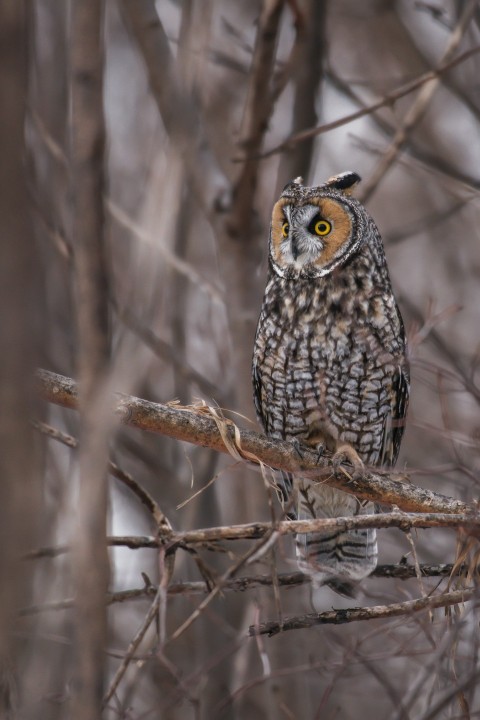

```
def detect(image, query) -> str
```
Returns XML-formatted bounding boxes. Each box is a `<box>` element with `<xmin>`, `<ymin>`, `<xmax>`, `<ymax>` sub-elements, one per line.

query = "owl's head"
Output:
<box><xmin>269</xmin><ymin>171</ymin><xmax>371</xmax><ymax>279</ymax></box>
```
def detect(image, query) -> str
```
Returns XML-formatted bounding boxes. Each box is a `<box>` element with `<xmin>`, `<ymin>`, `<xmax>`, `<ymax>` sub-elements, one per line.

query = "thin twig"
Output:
<box><xmin>419</xmin><ymin>667</ymin><xmax>480</xmax><ymax>720</ymax></box>
<box><xmin>405</xmin><ymin>529</ymin><xmax>433</xmax><ymax>622</ymax></box>
<box><xmin>17</xmin><ymin>563</ymin><xmax>468</xmax><ymax>616</ymax></box>
<box><xmin>103</xmin><ymin>584</ymin><xmax>162</xmax><ymax>705</ymax></box>
<box><xmin>33</xmin><ymin>420</ymin><xmax>171</xmax><ymax>531</ymax></box>
<box><xmin>400</xmin><ymin>294</ymin><xmax>480</xmax><ymax>406</ymax></box>
<box><xmin>167</xmin><ymin>528</ymin><xmax>279</xmax><ymax>645</ymax></box>
<box><xmin>117</xmin><ymin>306</ymin><xmax>223</xmax><ymax>401</ymax></box>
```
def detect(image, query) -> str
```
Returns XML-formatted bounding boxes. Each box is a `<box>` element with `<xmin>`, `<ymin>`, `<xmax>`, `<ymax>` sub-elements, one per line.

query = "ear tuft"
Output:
<box><xmin>282</xmin><ymin>176</ymin><xmax>304</xmax><ymax>193</ymax></box>
<box><xmin>324</xmin><ymin>171</ymin><xmax>361</xmax><ymax>195</ymax></box>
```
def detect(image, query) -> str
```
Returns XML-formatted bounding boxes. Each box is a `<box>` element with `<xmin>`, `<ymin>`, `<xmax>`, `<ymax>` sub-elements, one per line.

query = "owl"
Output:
<box><xmin>252</xmin><ymin>172</ymin><xmax>409</xmax><ymax>596</ymax></box>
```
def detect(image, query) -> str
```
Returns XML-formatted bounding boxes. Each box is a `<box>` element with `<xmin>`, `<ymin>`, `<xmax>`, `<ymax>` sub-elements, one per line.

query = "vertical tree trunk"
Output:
<box><xmin>277</xmin><ymin>0</ymin><xmax>327</xmax><ymax>186</ymax></box>
<box><xmin>69</xmin><ymin>3</ymin><xmax>110</xmax><ymax>717</ymax></box>
<box><xmin>0</xmin><ymin>1</ymin><xmax>39</xmax><ymax>716</ymax></box>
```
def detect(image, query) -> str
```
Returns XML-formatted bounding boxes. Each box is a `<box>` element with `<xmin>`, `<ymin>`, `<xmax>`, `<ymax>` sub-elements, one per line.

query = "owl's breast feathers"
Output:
<box><xmin>252</xmin><ymin>244</ymin><xmax>409</xmax><ymax>467</ymax></box>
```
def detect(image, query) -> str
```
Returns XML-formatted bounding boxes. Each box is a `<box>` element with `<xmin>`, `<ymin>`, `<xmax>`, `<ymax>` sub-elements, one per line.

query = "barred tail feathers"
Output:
<box><xmin>295</xmin><ymin>482</ymin><xmax>377</xmax><ymax>596</ymax></box>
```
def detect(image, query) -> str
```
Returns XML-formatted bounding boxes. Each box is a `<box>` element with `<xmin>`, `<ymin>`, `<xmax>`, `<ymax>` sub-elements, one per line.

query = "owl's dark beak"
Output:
<box><xmin>291</xmin><ymin>237</ymin><xmax>300</xmax><ymax>260</ymax></box>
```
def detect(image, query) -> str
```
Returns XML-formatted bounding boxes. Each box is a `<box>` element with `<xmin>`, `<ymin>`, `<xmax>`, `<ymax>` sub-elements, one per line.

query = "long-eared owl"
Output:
<box><xmin>252</xmin><ymin>172</ymin><xmax>409</xmax><ymax>596</ymax></box>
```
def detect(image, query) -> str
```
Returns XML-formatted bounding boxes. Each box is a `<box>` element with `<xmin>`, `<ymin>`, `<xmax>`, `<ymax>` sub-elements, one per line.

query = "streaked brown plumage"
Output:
<box><xmin>252</xmin><ymin>172</ymin><xmax>409</xmax><ymax>596</ymax></box>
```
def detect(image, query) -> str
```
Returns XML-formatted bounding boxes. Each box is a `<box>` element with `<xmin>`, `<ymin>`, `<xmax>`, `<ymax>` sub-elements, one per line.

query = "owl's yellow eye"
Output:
<box><xmin>281</xmin><ymin>221</ymin><xmax>289</xmax><ymax>238</ymax></box>
<box><xmin>314</xmin><ymin>219</ymin><xmax>332</xmax><ymax>236</ymax></box>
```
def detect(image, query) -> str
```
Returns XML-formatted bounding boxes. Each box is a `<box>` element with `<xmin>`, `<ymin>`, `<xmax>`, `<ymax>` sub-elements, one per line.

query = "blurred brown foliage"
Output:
<box><xmin>2</xmin><ymin>0</ymin><xmax>480</xmax><ymax>718</ymax></box>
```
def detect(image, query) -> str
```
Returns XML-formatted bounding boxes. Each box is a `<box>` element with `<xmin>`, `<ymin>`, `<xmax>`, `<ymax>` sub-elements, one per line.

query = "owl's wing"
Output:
<box><xmin>252</xmin><ymin>359</ymin><xmax>266</xmax><ymax>429</ymax></box>
<box><xmin>380</xmin><ymin>363</ymin><xmax>410</xmax><ymax>468</ymax></box>
<box><xmin>252</xmin><ymin>359</ymin><xmax>296</xmax><ymax>517</ymax></box>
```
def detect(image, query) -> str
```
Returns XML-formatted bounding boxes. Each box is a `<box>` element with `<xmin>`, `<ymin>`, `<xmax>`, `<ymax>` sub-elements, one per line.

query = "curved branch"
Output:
<box><xmin>36</xmin><ymin>369</ymin><xmax>473</xmax><ymax>515</ymax></box>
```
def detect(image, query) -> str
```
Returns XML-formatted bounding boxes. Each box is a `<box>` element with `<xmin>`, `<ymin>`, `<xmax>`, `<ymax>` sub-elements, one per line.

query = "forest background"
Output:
<box><xmin>1</xmin><ymin>1</ymin><xmax>480</xmax><ymax>718</ymax></box>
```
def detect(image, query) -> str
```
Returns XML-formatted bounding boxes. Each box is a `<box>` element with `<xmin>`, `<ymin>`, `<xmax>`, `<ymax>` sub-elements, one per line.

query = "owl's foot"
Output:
<box><xmin>325</xmin><ymin>576</ymin><xmax>358</xmax><ymax>598</ymax></box>
<box><xmin>332</xmin><ymin>443</ymin><xmax>364</xmax><ymax>474</ymax></box>
<box><xmin>291</xmin><ymin>438</ymin><xmax>307</xmax><ymax>460</ymax></box>
<box><xmin>314</xmin><ymin>442</ymin><xmax>325</xmax><ymax>463</ymax></box>
<box><xmin>292</xmin><ymin>439</ymin><xmax>324</xmax><ymax>464</ymax></box>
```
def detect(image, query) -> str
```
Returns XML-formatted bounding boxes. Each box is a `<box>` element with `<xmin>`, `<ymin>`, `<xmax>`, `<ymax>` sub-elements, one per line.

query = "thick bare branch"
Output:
<box><xmin>170</xmin><ymin>511</ymin><xmax>480</xmax><ymax>544</ymax></box>
<box><xmin>37</xmin><ymin>369</ymin><xmax>472</xmax><ymax>515</ymax></box>
<box><xmin>249</xmin><ymin>588</ymin><xmax>476</xmax><ymax>636</ymax></box>
<box><xmin>24</xmin><ymin>507</ymin><xmax>479</xmax><ymax>557</ymax></box>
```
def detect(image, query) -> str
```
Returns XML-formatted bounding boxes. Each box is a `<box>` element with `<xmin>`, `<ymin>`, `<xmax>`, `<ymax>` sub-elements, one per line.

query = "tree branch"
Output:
<box><xmin>18</xmin><ymin>564</ymin><xmax>467</xmax><ymax>616</ymax></box>
<box><xmin>257</xmin><ymin>44</ymin><xmax>480</xmax><ymax>160</ymax></box>
<box><xmin>227</xmin><ymin>0</ymin><xmax>285</xmax><ymax>236</ymax></box>
<box><xmin>23</xmin><ymin>506</ymin><xmax>480</xmax><ymax>558</ymax></box>
<box><xmin>359</xmin><ymin>0</ymin><xmax>478</xmax><ymax>202</ymax></box>
<box><xmin>103</xmin><ymin>583</ymin><xmax>162</xmax><ymax>706</ymax></box>
<box><xmin>33</xmin><ymin>421</ymin><xmax>171</xmax><ymax>531</ymax></box>
<box><xmin>36</xmin><ymin>368</ymin><xmax>473</xmax><ymax>515</ymax></box>
<box><xmin>118</xmin><ymin>0</ymin><xmax>229</xmax><ymax>215</ymax></box>
<box><xmin>170</xmin><ymin>511</ymin><xmax>480</xmax><ymax>544</ymax></box>
<box><xmin>249</xmin><ymin>588</ymin><xmax>476</xmax><ymax>636</ymax></box>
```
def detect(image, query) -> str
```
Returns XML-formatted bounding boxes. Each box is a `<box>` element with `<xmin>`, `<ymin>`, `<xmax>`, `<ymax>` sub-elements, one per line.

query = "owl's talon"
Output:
<box><xmin>315</xmin><ymin>443</ymin><xmax>324</xmax><ymax>463</ymax></box>
<box><xmin>331</xmin><ymin>452</ymin><xmax>345</xmax><ymax>474</ymax></box>
<box><xmin>332</xmin><ymin>443</ymin><xmax>364</xmax><ymax>473</ymax></box>
<box><xmin>291</xmin><ymin>438</ymin><xmax>306</xmax><ymax>460</ymax></box>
